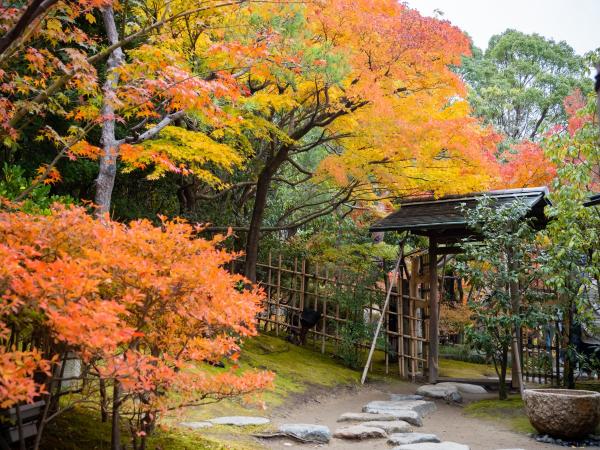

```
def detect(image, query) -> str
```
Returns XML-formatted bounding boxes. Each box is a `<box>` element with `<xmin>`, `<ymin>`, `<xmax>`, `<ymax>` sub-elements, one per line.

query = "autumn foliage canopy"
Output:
<box><xmin>0</xmin><ymin>203</ymin><xmax>272</xmax><ymax>412</ymax></box>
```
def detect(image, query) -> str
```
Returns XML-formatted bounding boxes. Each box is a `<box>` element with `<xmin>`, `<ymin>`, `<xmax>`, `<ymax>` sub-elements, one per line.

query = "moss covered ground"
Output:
<box><xmin>41</xmin><ymin>334</ymin><xmax>363</xmax><ymax>450</ymax></box>
<box><xmin>463</xmin><ymin>396</ymin><xmax>534</xmax><ymax>434</ymax></box>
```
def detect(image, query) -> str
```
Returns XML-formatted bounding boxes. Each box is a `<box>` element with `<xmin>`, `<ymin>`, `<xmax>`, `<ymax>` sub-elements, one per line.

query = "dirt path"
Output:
<box><xmin>260</xmin><ymin>381</ymin><xmax>585</xmax><ymax>450</ymax></box>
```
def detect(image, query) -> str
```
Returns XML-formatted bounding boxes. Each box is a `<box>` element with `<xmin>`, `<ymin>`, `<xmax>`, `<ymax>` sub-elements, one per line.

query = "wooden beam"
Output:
<box><xmin>428</xmin><ymin>237</ymin><xmax>439</xmax><ymax>383</ymax></box>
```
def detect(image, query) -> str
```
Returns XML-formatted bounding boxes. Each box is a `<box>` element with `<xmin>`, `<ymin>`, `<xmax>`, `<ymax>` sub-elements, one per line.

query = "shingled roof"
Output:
<box><xmin>369</xmin><ymin>187</ymin><xmax>550</xmax><ymax>238</ymax></box>
<box><xmin>584</xmin><ymin>193</ymin><xmax>600</xmax><ymax>207</ymax></box>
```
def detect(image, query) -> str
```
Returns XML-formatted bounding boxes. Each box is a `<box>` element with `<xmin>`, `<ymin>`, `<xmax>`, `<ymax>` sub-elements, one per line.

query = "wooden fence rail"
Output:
<box><xmin>248</xmin><ymin>252</ymin><xmax>431</xmax><ymax>380</ymax></box>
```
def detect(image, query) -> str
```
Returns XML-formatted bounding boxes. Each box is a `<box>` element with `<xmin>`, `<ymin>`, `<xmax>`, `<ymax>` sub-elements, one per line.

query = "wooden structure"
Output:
<box><xmin>584</xmin><ymin>193</ymin><xmax>600</xmax><ymax>207</ymax></box>
<box><xmin>254</xmin><ymin>252</ymin><xmax>432</xmax><ymax>379</ymax></box>
<box><xmin>369</xmin><ymin>187</ymin><xmax>551</xmax><ymax>383</ymax></box>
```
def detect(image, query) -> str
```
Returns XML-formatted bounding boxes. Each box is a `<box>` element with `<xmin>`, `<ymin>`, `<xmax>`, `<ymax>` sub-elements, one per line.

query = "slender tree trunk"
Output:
<box><xmin>507</xmin><ymin>249</ymin><xmax>525</xmax><ymax>396</ymax></box>
<box><xmin>499</xmin><ymin>345</ymin><xmax>508</xmax><ymax>400</ymax></box>
<box><xmin>244</xmin><ymin>148</ymin><xmax>289</xmax><ymax>281</ymax></box>
<box><xmin>100</xmin><ymin>378</ymin><xmax>109</xmax><ymax>423</ymax></box>
<box><xmin>95</xmin><ymin>6</ymin><xmax>124</xmax><ymax>217</ymax></box>
<box><xmin>111</xmin><ymin>380</ymin><xmax>122</xmax><ymax>450</ymax></box>
<box><xmin>563</xmin><ymin>299</ymin><xmax>575</xmax><ymax>389</ymax></box>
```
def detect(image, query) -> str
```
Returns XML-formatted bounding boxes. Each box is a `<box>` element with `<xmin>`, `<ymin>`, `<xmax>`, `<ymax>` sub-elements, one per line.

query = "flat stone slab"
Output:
<box><xmin>436</xmin><ymin>382</ymin><xmax>487</xmax><ymax>394</ymax></box>
<box><xmin>360</xmin><ymin>408</ymin><xmax>423</xmax><ymax>427</ymax></box>
<box><xmin>338</xmin><ymin>412</ymin><xmax>398</xmax><ymax>422</ymax></box>
<box><xmin>416</xmin><ymin>384</ymin><xmax>459</xmax><ymax>399</ymax></box>
<box><xmin>394</xmin><ymin>442</ymin><xmax>469</xmax><ymax>450</ymax></box>
<box><xmin>279</xmin><ymin>424</ymin><xmax>331</xmax><ymax>443</ymax></box>
<box><xmin>361</xmin><ymin>420</ymin><xmax>412</xmax><ymax>433</ymax></box>
<box><xmin>208</xmin><ymin>416</ymin><xmax>270</xmax><ymax>426</ymax></box>
<box><xmin>333</xmin><ymin>425</ymin><xmax>387</xmax><ymax>440</ymax></box>
<box><xmin>363</xmin><ymin>400</ymin><xmax>436</xmax><ymax>417</ymax></box>
<box><xmin>179</xmin><ymin>421</ymin><xmax>213</xmax><ymax>429</ymax></box>
<box><xmin>390</xmin><ymin>394</ymin><xmax>425</xmax><ymax>401</ymax></box>
<box><xmin>388</xmin><ymin>432</ymin><xmax>440</xmax><ymax>445</ymax></box>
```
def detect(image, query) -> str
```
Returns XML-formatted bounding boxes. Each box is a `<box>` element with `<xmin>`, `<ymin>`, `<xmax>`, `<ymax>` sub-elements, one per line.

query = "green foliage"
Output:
<box><xmin>0</xmin><ymin>163</ymin><xmax>74</xmax><ymax>213</ymax></box>
<box><xmin>456</xmin><ymin>197</ymin><xmax>550</xmax><ymax>398</ymax></box>
<box><xmin>460</xmin><ymin>29</ymin><xmax>592</xmax><ymax>141</ymax></box>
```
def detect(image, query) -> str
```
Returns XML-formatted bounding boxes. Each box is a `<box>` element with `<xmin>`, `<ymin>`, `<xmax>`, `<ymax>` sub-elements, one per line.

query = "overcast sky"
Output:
<box><xmin>406</xmin><ymin>0</ymin><xmax>600</xmax><ymax>56</ymax></box>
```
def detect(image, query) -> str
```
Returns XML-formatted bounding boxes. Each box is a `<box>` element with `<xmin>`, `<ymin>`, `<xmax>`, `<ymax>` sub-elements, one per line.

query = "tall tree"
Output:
<box><xmin>460</xmin><ymin>29</ymin><xmax>591</xmax><ymax>142</ymax></box>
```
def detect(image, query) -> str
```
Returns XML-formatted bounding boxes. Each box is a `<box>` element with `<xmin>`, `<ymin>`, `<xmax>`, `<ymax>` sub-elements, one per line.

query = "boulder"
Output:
<box><xmin>361</xmin><ymin>420</ymin><xmax>412</xmax><ymax>433</ymax></box>
<box><xmin>333</xmin><ymin>425</ymin><xmax>387</xmax><ymax>440</ymax></box>
<box><xmin>436</xmin><ymin>382</ymin><xmax>487</xmax><ymax>395</ymax></box>
<box><xmin>524</xmin><ymin>389</ymin><xmax>600</xmax><ymax>439</ymax></box>
<box><xmin>360</xmin><ymin>408</ymin><xmax>423</xmax><ymax>427</ymax></box>
<box><xmin>337</xmin><ymin>412</ymin><xmax>398</xmax><ymax>422</ymax></box>
<box><xmin>363</xmin><ymin>400</ymin><xmax>436</xmax><ymax>417</ymax></box>
<box><xmin>278</xmin><ymin>423</ymin><xmax>331</xmax><ymax>443</ymax></box>
<box><xmin>388</xmin><ymin>432</ymin><xmax>440</xmax><ymax>445</ymax></box>
<box><xmin>393</xmin><ymin>442</ymin><xmax>469</xmax><ymax>450</ymax></box>
<box><xmin>208</xmin><ymin>416</ymin><xmax>270</xmax><ymax>426</ymax></box>
<box><xmin>179</xmin><ymin>421</ymin><xmax>213</xmax><ymax>429</ymax></box>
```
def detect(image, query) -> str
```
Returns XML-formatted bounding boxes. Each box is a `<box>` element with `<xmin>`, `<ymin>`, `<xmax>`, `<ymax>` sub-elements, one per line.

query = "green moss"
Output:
<box><xmin>464</xmin><ymin>396</ymin><xmax>534</xmax><ymax>434</ymax></box>
<box><xmin>40</xmin><ymin>406</ymin><xmax>228</xmax><ymax>450</ymax></box>
<box><xmin>439</xmin><ymin>358</ymin><xmax>506</xmax><ymax>379</ymax></box>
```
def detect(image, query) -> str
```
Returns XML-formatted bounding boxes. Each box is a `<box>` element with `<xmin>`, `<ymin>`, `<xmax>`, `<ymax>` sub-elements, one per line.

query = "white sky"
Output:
<box><xmin>406</xmin><ymin>0</ymin><xmax>600</xmax><ymax>56</ymax></box>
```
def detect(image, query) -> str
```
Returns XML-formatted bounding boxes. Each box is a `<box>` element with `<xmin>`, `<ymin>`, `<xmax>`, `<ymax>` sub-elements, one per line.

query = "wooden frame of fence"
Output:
<box><xmin>254</xmin><ymin>252</ymin><xmax>430</xmax><ymax>379</ymax></box>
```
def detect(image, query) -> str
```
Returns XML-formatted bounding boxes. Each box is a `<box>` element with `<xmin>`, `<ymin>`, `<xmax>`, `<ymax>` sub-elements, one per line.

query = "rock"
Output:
<box><xmin>390</xmin><ymin>394</ymin><xmax>425</xmax><ymax>401</ymax></box>
<box><xmin>436</xmin><ymin>382</ymin><xmax>487</xmax><ymax>395</ymax></box>
<box><xmin>208</xmin><ymin>416</ymin><xmax>270</xmax><ymax>426</ymax></box>
<box><xmin>523</xmin><ymin>388</ymin><xmax>600</xmax><ymax>439</ymax></box>
<box><xmin>363</xmin><ymin>400</ymin><xmax>436</xmax><ymax>417</ymax></box>
<box><xmin>445</xmin><ymin>390</ymin><xmax>463</xmax><ymax>403</ymax></box>
<box><xmin>361</xmin><ymin>420</ymin><xmax>412</xmax><ymax>433</ymax></box>
<box><xmin>338</xmin><ymin>412</ymin><xmax>398</xmax><ymax>422</ymax></box>
<box><xmin>393</xmin><ymin>442</ymin><xmax>469</xmax><ymax>450</ymax></box>
<box><xmin>360</xmin><ymin>408</ymin><xmax>423</xmax><ymax>427</ymax></box>
<box><xmin>179</xmin><ymin>421</ymin><xmax>213</xmax><ymax>429</ymax></box>
<box><xmin>388</xmin><ymin>432</ymin><xmax>440</xmax><ymax>445</ymax></box>
<box><xmin>416</xmin><ymin>384</ymin><xmax>459</xmax><ymax>399</ymax></box>
<box><xmin>279</xmin><ymin>424</ymin><xmax>331</xmax><ymax>443</ymax></box>
<box><xmin>333</xmin><ymin>425</ymin><xmax>387</xmax><ymax>440</ymax></box>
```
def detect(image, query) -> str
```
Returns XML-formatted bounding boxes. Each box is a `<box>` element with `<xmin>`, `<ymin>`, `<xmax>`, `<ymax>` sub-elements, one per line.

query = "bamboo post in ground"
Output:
<box><xmin>428</xmin><ymin>237</ymin><xmax>439</xmax><ymax>383</ymax></box>
<box><xmin>361</xmin><ymin>251</ymin><xmax>403</xmax><ymax>384</ymax></box>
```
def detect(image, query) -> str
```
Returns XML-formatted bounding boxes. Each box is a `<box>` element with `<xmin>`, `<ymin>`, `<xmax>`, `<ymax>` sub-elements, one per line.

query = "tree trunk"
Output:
<box><xmin>243</xmin><ymin>148</ymin><xmax>289</xmax><ymax>281</ymax></box>
<box><xmin>94</xmin><ymin>6</ymin><xmax>124</xmax><ymax>217</ymax></box>
<box><xmin>100</xmin><ymin>378</ymin><xmax>109</xmax><ymax>423</ymax></box>
<box><xmin>563</xmin><ymin>299</ymin><xmax>575</xmax><ymax>389</ymax></box>
<box><xmin>499</xmin><ymin>344</ymin><xmax>509</xmax><ymax>400</ymax></box>
<box><xmin>507</xmin><ymin>249</ymin><xmax>524</xmax><ymax>396</ymax></box>
<box><xmin>111</xmin><ymin>380</ymin><xmax>122</xmax><ymax>450</ymax></box>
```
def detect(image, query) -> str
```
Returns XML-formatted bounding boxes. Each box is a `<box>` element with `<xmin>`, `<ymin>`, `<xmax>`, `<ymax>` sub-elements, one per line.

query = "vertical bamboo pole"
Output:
<box><xmin>410</xmin><ymin>256</ymin><xmax>418</xmax><ymax>380</ymax></box>
<box><xmin>428</xmin><ymin>238</ymin><xmax>439</xmax><ymax>383</ymax></box>
<box><xmin>398</xmin><ymin>266</ymin><xmax>404</xmax><ymax>378</ymax></box>
<box><xmin>276</xmin><ymin>254</ymin><xmax>282</xmax><ymax>336</ymax></box>
<box><xmin>267</xmin><ymin>251</ymin><xmax>272</xmax><ymax>333</ymax></box>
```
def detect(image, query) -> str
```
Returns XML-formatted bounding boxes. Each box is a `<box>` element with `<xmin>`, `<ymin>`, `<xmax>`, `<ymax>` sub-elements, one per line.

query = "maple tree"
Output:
<box><xmin>0</xmin><ymin>202</ymin><xmax>272</xmax><ymax>449</ymax></box>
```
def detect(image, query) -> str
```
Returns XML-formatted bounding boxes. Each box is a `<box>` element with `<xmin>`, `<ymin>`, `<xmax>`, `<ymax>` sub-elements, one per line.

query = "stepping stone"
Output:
<box><xmin>436</xmin><ymin>382</ymin><xmax>487</xmax><ymax>394</ymax></box>
<box><xmin>179</xmin><ymin>421</ymin><xmax>213</xmax><ymax>429</ymax></box>
<box><xmin>416</xmin><ymin>384</ymin><xmax>460</xmax><ymax>400</ymax></box>
<box><xmin>390</xmin><ymin>394</ymin><xmax>425</xmax><ymax>401</ymax></box>
<box><xmin>333</xmin><ymin>425</ymin><xmax>387</xmax><ymax>440</ymax></box>
<box><xmin>338</xmin><ymin>412</ymin><xmax>398</xmax><ymax>422</ymax></box>
<box><xmin>360</xmin><ymin>408</ymin><xmax>423</xmax><ymax>427</ymax></box>
<box><xmin>208</xmin><ymin>416</ymin><xmax>270</xmax><ymax>426</ymax></box>
<box><xmin>393</xmin><ymin>442</ymin><xmax>470</xmax><ymax>450</ymax></box>
<box><xmin>388</xmin><ymin>432</ymin><xmax>440</xmax><ymax>445</ymax></box>
<box><xmin>363</xmin><ymin>400</ymin><xmax>437</xmax><ymax>417</ymax></box>
<box><xmin>279</xmin><ymin>424</ymin><xmax>331</xmax><ymax>443</ymax></box>
<box><xmin>361</xmin><ymin>420</ymin><xmax>412</xmax><ymax>433</ymax></box>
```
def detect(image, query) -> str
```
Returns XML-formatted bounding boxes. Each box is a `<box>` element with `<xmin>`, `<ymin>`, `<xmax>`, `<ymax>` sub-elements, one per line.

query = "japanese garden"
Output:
<box><xmin>0</xmin><ymin>0</ymin><xmax>599</xmax><ymax>449</ymax></box>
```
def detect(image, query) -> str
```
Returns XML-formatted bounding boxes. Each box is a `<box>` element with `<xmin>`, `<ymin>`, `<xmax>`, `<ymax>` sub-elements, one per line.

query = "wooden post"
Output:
<box><xmin>267</xmin><ymin>251</ymin><xmax>272</xmax><ymax>332</ymax></box>
<box><xmin>428</xmin><ymin>237</ymin><xmax>439</xmax><ymax>383</ymax></box>
<box><xmin>276</xmin><ymin>254</ymin><xmax>282</xmax><ymax>336</ymax></box>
